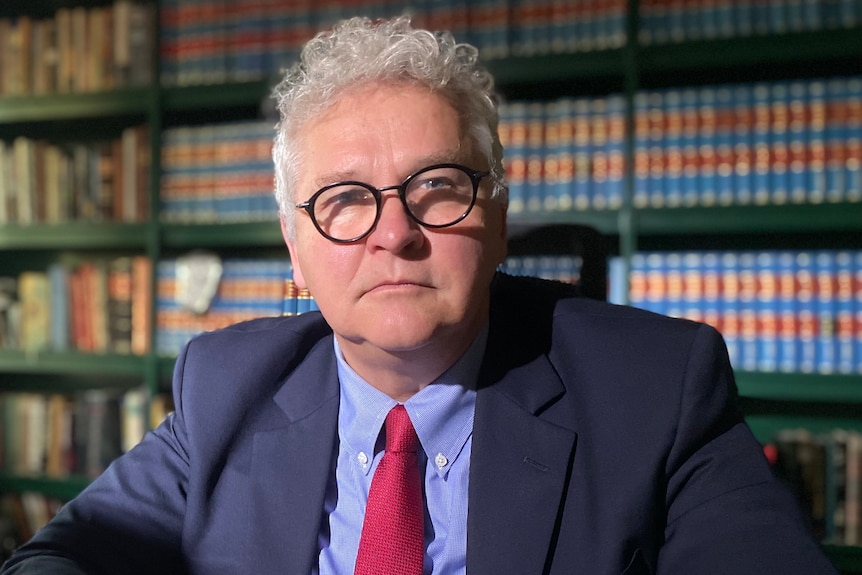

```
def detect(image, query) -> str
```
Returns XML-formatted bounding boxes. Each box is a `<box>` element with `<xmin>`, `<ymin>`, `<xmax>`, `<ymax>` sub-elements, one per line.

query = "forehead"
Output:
<box><xmin>295</xmin><ymin>82</ymin><xmax>472</xmax><ymax>182</ymax></box>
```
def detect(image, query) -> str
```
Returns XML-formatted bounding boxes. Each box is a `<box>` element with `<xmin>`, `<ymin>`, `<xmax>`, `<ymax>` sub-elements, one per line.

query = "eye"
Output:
<box><xmin>320</xmin><ymin>185</ymin><xmax>375</xmax><ymax>208</ymax></box>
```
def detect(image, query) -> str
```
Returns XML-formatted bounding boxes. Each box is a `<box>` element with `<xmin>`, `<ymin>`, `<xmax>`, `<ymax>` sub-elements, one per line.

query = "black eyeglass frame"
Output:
<box><xmin>295</xmin><ymin>163</ymin><xmax>491</xmax><ymax>244</ymax></box>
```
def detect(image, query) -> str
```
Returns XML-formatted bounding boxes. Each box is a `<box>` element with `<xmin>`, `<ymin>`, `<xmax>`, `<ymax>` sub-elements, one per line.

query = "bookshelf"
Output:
<box><xmin>0</xmin><ymin>0</ymin><xmax>861</xmax><ymax>569</ymax></box>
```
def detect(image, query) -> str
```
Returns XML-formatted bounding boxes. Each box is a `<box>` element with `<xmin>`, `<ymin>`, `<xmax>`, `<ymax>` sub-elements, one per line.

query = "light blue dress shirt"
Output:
<box><xmin>315</xmin><ymin>326</ymin><xmax>486</xmax><ymax>575</ymax></box>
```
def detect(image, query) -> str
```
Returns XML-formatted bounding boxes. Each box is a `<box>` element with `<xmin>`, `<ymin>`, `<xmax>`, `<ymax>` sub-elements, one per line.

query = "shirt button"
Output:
<box><xmin>435</xmin><ymin>453</ymin><xmax>448</xmax><ymax>469</ymax></box>
<box><xmin>357</xmin><ymin>452</ymin><xmax>369</xmax><ymax>466</ymax></box>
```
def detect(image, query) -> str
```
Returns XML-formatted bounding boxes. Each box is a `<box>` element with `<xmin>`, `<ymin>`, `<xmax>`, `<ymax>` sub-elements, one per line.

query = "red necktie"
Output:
<box><xmin>354</xmin><ymin>404</ymin><xmax>424</xmax><ymax>575</ymax></box>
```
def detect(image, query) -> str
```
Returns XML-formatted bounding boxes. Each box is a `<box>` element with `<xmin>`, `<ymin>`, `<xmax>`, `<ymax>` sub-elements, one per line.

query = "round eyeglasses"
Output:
<box><xmin>295</xmin><ymin>163</ymin><xmax>490</xmax><ymax>243</ymax></box>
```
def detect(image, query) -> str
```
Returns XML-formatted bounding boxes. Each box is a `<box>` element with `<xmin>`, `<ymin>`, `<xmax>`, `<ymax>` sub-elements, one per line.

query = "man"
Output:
<box><xmin>1</xmin><ymin>16</ymin><xmax>836</xmax><ymax>575</ymax></box>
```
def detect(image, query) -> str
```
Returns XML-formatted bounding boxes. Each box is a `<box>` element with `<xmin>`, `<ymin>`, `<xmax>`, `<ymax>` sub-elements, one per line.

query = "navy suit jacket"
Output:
<box><xmin>2</xmin><ymin>274</ymin><xmax>836</xmax><ymax>574</ymax></box>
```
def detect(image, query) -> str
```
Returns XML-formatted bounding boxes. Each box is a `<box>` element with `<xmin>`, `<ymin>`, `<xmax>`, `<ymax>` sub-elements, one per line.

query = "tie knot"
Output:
<box><xmin>384</xmin><ymin>405</ymin><xmax>419</xmax><ymax>453</ymax></box>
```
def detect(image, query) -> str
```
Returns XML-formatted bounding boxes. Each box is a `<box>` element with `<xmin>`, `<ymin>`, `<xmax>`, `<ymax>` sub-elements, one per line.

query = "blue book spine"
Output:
<box><xmin>680</xmin><ymin>88</ymin><xmax>700</xmax><ymax>207</ymax></box>
<box><xmin>803</xmin><ymin>0</ymin><xmax>822</xmax><ymax>29</ymax></box>
<box><xmin>541</xmin><ymin>100</ymin><xmax>563</xmax><ymax>212</ymax></box>
<box><xmin>855</xmin><ymin>251</ymin><xmax>862</xmax><ymax>374</ymax></box>
<box><xmin>663</xmin><ymin>89</ymin><xmax>685</xmax><ymax>208</ymax></box>
<box><xmin>815</xmin><ymin>251</ymin><xmax>838</xmax><ymax>373</ymax></box>
<box><xmin>500</xmin><ymin>102</ymin><xmax>527</xmax><ymax>215</ymax></box>
<box><xmin>697</xmin><ymin>86</ymin><xmax>718</xmax><ymax>206</ymax></box>
<box><xmin>633</xmin><ymin>92</ymin><xmax>651</xmax><ymax>208</ymax></box>
<box><xmin>715</xmin><ymin>0</ymin><xmax>734</xmax><ymax>37</ymax></box>
<box><xmin>665</xmin><ymin>252</ymin><xmax>684</xmax><ymax>319</ymax></box>
<box><xmin>681</xmin><ymin>251</ymin><xmax>705</xmax><ymax>324</ymax></box>
<box><xmin>572</xmin><ymin>98</ymin><xmax>592</xmax><ymax>211</ymax></box>
<box><xmin>555</xmin><ymin>98</ymin><xmax>575</xmax><ymax>211</ymax></box>
<box><xmin>835</xmin><ymin>251</ymin><xmax>855</xmax><ymax>374</ymax></box>
<box><xmin>733</xmin><ymin>83</ymin><xmax>755</xmax><ymax>205</ymax></box>
<box><xmin>756</xmin><ymin>250</ymin><xmax>779</xmax><ymax>372</ymax></box>
<box><xmin>786</xmin><ymin>0</ymin><xmax>806</xmax><ymax>31</ymax></box>
<box><xmin>714</xmin><ymin>86</ymin><xmax>735</xmax><ymax>205</ymax></box>
<box><xmin>846</xmin><ymin>78</ymin><xmax>862</xmax><ymax>203</ymax></box>
<box><xmin>795</xmin><ymin>251</ymin><xmax>818</xmax><ymax>373</ymax></box>
<box><xmin>647</xmin><ymin>91</ymin><xmax>668</xmax><ymax>208</ymax></box>
<box><xmin>752</xmin><ymin>82</ymin><xmax>772</xmax><ymax>205</ymax></box>
<box><xmin>588</xmin><ymin>97</ymin><xmax>610</xmax><ymax>209</ymax></box>
<box><xmin>733</xmin><ymin>0</ymin><xmax>754</xmax><ymax>37</ymax></box>
<box><xmin>628</xmin><ymin>253</ymin><xmax>648</xmax><ymax>310</ymax></box>
<box><xmin>738</xmin><ymin>251</ymin><xmax>759</xmax><ymax>372</ymax></box>
<box><xmin>701</xmin><ymin>251</ymin><xmax>722</xmax><ymax>332</ymax></box>
<box><xmin>48</xmin><ymin>262</ymin><xmax>70</xmax><ymax>352</ymax></box>
<box><xmin>824</xmin><ymin>78</ymin><xmax>847</xmax><ymax>203</ymax></box>
<box><xmin>769</xmin><ymin>81</ymin><xmax>791</xmax><ymax>205</ymax></box>
<box><xmin>720</xmin><ymin>251</ymin><xmax>742</xmax><ymax>368</ymax></box>
<box><xmin>788</xmin><ymin>80</ymin><xmax>811</xmax><ymax>204</ymax></box>
<box><xmin>605</xmin><ymin>94</ymin><xmax>626</xmax><ymax>209</ymax></box>
<box><xmin>777</xmin><ymin>250</ymin><xmax>799</xmax><ymax>373</ymax></box>
<box><xmin>526</xmin><ymin>103</ymin><xmax>546</xmax><ymax>209</ymax></box>
<box><xmin>645</xmin><ymin>252</ymin><xmax>669</xmax><ymax>317</ymax></box>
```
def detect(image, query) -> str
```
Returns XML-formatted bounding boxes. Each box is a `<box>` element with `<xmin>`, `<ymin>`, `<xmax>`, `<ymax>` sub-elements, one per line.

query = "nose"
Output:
<box><xmin>366</xmin><ymin>189</ymin><xmax>424</xmax><ymax>252</ymax></box>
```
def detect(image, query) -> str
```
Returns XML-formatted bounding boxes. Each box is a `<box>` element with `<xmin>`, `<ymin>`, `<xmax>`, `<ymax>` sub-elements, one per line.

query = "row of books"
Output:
<box><xmin>156</xmin><ymin>256</ymin><xmax>317</xmax><ymax>355</ymax></box>
<box><xmin>0</xmin><ymin>257</ymin><xmax>152</xmax><ymax>355</ymax></box>
<box><xmin>0</xmin><ymin>388</ymin><xmax>149</xmax><ymax>480</ymax></box>
<box><xmin>160</xmin><ymin>121</ymin><xmax>278</xmax><ymax>223</ymax></box>
<box><xmin>766</xmin><ymin>427</ymin><xmax>862</xmax><ymax>546</ymax></box>
<box><xmin>633</xmin><ymin>76</ymin><xmax>862</xmax><ymax>209</ymax></box>
<box><xmin>0</xmin><ymin>126</ymin><xmax>151</xmax><ymax>225</ymax></box>
<box><xmin>0</xmin><ymin>1</ymin><xmax>155</xmax><ymax>97</ymax></box>
<box><xmin>499</xmin><ymin>254</ymin><xmax>583</xmax><ymax>285</ymax></box>
<box><xmin>627</xmin><ymin>250</ymin><xmax>862</xmax><ymax>375</ymax></box>
<box><xmin>639</xmin><ymin>0</ymin><xmax>862</xmax><ymax>45</ymax></box>
<box><xmin>159</xmin><ymin>0</ymin><xmax>627</xmax><ymax>87</ymax></box>
<box><xmin>0</xmin><ymin>492</ymin><xmax>62</xmax><ymax>553</ymax></box>
<box><xmin>500</xmin><ymin>75</ymin><xmax>862</xmax><ymax>215</ymax></box>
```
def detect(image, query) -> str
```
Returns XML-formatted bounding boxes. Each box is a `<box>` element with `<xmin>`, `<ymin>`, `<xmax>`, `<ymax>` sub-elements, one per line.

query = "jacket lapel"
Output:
<box><xmin>466</xmin><ymin>273</ymin><xmax>579</xmax><ymax>574</ymax></box>
<box><xmin>467</xmin><ymin>356</ymin><xmax>577</xmax><ymax>574</ymax></box>
<box><xmin>248</xmin><ymin>336</ymin><xmax>340</xmax><ymax>573</ymax></box>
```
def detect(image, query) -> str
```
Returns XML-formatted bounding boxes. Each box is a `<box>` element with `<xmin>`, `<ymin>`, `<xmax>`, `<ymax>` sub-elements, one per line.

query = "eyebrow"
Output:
<box><xmin>312</xmin><ymin>149</ymin><xmax>468</xmax><ymax>189</ymax></box>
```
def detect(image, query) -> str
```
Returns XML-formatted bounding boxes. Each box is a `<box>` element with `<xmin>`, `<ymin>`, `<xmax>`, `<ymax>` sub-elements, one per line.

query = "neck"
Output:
<box><xmin>335</xmin><ymin>334</ymin><xmax>476</xmax><ymax>402</ymax></box>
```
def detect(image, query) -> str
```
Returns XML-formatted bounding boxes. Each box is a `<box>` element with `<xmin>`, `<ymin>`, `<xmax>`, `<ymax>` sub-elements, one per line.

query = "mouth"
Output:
<box><xmin>364</xmin><ymin>280</ymin><xmax>432</xmax><ymax>295</ymax></box>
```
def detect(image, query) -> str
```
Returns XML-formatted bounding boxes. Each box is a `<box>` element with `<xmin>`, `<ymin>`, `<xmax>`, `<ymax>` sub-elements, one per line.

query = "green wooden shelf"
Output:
<box><xmin>635</xmin><ymin>203</ymin><xmax>862</xmax><ymax>235</ymax></box>
<box><xmin>737</xmin><ymin>372</ymin><xmax>862</xmax><ymax>404</ymax></box>
<box><xmin>0</xmin><ymin>222</ymin><xmax>153</xmax><ymax>250</ymax></box>
<box><xmin>825</xmin><ymin>544</ymin><xmax>862</xmax><ymax>574</ymax></box>
<box><xmin>161</xmin><ymin>221</ymin><xmax>284</xmax><ymax>248</ymax></box>
<box><xmin>0</xmin><ymin>349</ymin><xmax>148</xmax><ymax>377</ymax></box>
<box><xmin>161</xmin><ymin>79</ymin><xmax>274</xmax><ymax>110</ymax></box>
<box><xmin>485</xmin><ymin>49</ymin><xmax>626</xmax><ymax>85</ymax></box>
<box><xmin>639</xmin><ymin>28</ymin><xmax>862</xmax><ymax>74</ymax></box>
<box><xmin>0</xmin><ymin>475</ymin><xmax>91</xmax><ymax>501</ymax></box>
<box><xmin>0</xmin><ymin>89</ymin><xmax>154</xmax><ymax>123</ymax></box>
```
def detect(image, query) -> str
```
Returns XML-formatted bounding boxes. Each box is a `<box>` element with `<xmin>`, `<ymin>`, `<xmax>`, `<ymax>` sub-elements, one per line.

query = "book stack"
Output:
<box><xmin>639</xmin><ymin>0</ymin><xmax>862</xmax><ymax>44</ymax></box>
<box><xmin>0</xmin><ymin>388</ymin><xmax>153</xmax><ymax>481</ymax></box>
<box><xmin>627</xmin><ymin>249</ymin><xmax>862</xmax><ymax>374</ymax></box>
<box><xmin>156</xmin><ymin>257</ymin><xmax>317</xmax><ymax>355</ymax></box>
<box><xmin>0</xmin><ymin>1</ymin><xmax>155</xmax><ymax>97</ymax></box>
<box><xmin>159</xmin><ymin>0</ymin><xmax>628</xmax><ymax>87</ymax></box>
<box><xmin>633</xmin><ymin>76</ymin><xmax>862</xmax><ymax>209</ymax></box>
<box><xmin>767</xmin><ymin>428</ymin><xmax>862</xmax><ymax>546</ymax></box>
<box><xmin>0</xmin><ymin>256</ymin><xmax>153</xmax><ymax>355</ymax></box>
<box><xmin>0</xmin><ymin>126</ymin><xmax>151</xmax><ymax>225</ymax></box>
<box><xmin>160</xmin><ymin>121</ymin><xmax>276</xmax><ymax>223</ymax></box>
<box><xmin>500</xmin><ymin>94</ymin><xmax>627</xmax><ymax>214</ymax></box>
<box><xmin>500</xmin><ymin>254</ymin><xmax>583</xmax><ymax>285</ymax></box>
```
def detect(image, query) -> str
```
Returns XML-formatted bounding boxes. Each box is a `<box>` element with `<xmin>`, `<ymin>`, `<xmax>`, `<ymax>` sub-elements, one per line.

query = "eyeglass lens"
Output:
<box><xmin>311</xmin><ymin>165</ymin><xmax>477</xmax><ymax>241</ymax></box>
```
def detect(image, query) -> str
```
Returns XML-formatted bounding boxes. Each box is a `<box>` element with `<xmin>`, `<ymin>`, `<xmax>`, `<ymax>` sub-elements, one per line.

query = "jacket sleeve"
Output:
<box><xmin>0</xmin><ymin>344</ymin><xmax>196</xmax><ymax>575</ymax></box>
<box><xmin>657</xmin><ymin>323</ymin><xmax>837</xmax><ymax>574</ymax></box>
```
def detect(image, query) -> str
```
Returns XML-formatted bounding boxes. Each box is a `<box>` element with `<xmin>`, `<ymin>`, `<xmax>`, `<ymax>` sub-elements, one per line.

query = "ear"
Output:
<box><xmin>280</xmin><ymin>215</ymin><xmax>307</xmax><ymax>290</ymax></box>
<box><xmin>496</xmin><ymin>203</ymin><xmax>508</xmax><ymax>265</ymax></box>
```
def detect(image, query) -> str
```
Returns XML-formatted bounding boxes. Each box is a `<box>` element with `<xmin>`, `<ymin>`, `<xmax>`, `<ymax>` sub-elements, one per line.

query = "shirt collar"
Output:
<box><xmin>335</xmin><ymin>324</ymin><xmax>486</xmax><ymax>479</ymax></box>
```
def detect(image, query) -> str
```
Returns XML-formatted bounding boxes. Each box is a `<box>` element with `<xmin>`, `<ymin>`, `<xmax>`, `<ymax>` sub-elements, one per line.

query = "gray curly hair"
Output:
<box><xmin>272</xmin><ymin>15</ymin><xmax>508</xmax><ymax>241</ymax></box>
